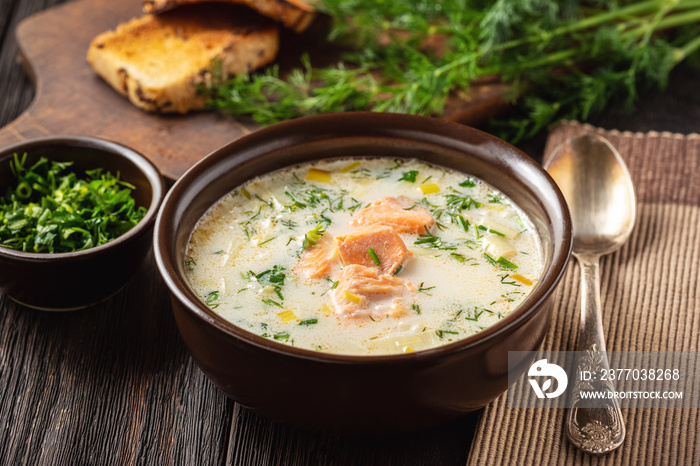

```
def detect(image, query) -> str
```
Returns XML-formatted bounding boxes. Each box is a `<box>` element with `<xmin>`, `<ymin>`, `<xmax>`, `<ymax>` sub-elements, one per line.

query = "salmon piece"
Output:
<box><xmin>293</xmin><ymin>236</ymin><xmax>335</xmax><ymax>281</ymax></box>
<box><xmin>350</xmin><ymin>196</ymin><xmax>434</xmax><ymax>234</ymax></box>
<box><xmin>330</xmin><ymin>264</ymin><xmax>415</xmax><ymax>319</ymax></box>
<box><xmin>336</xmin><ymin>224</ymin><xmax>410</xmax><ymax>275</ymax></box>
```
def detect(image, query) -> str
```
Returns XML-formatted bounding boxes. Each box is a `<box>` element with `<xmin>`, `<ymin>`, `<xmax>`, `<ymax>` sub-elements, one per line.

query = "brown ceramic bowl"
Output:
<box><xmin>154</xmin><ymin>113</ymin><xmax>571</xmax><ymax>433</ymax></box>
<box><xmin>0</xmin><ymin>136</ymin><xmax>165</xmax><ymax>310</ymax></box>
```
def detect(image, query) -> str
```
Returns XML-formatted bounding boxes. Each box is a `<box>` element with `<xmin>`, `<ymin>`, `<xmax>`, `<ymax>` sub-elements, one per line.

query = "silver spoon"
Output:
<box><xmin>545</xmin><ymin>133</ymin><xmax>636</xmax><ymax>455</ymax></box>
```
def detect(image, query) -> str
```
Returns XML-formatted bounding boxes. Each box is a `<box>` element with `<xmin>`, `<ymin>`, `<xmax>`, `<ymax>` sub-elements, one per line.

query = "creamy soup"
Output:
<box><xmin>185</xmin><ymin>158</ymin><xmax>543</xmax><ymax>355</ymax></box>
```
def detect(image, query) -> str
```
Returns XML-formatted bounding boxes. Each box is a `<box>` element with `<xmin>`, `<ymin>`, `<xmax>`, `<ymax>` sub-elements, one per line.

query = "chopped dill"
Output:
<box><xmin>185</xmin><ymin>257</ymin><xmax>196</xmax><ymax>272</ymax></box>
<box><xmin>500</xmin><ymin>274</ymin><xmax>520</xmax><ymax>286</ymax></box>
<box><xmin>418</xmin><ymin>282</ymin><xmax>436</xmax><ymax>294</ymax></box>
<box><xmin>436</xmin><ymin>329</ymin><xmax>459</xmax><ymax>339</ymax></box>
<box><xmin>262</xmin><ymin>299</ymin><xmax>283</xmax><ymax>307</ymax></box>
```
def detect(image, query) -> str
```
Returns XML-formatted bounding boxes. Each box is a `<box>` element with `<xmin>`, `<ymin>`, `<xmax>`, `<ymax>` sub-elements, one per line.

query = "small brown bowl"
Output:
<box><xmin>0</xmin><ymin>136</ymin><xmax>165</xmax><ymax>310</ymax></box>
<box><xmin>154</xmin><ymin>113</ymin><xmax>572</xmax><ymax>433</ymax></box>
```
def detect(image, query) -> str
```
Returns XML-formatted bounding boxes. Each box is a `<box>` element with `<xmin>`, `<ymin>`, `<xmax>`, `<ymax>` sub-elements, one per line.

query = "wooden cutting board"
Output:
<box><xmin>0</xmin><ymin>0</ymin><xmax>507</xmax><ymax>180</ymax></box>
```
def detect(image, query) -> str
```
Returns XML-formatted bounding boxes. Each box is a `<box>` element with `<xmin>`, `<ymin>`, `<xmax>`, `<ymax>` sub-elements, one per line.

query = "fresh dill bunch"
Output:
<box><xmin>484</xmin><ymin>3</ymin><xmax>696</xmax><ymax>141</ymax></box>
<box><xmin>478</xmin><ymin>0</ymin><xmax>562</xmax><ymax>51</ymax></box>
<box><xmin>207</xmin><ymin>57</ymin><xmax>376</xmax><ymax>125</ymax></box>
<box><xmin>203</xmin><ymin>0</ymin><xmax>700</xmax><ymax>143</ymax></box>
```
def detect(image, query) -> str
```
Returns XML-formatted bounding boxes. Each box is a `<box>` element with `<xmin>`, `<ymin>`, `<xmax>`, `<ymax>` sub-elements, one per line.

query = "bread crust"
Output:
<box><xmin>143</xmin><ymin>0</ymin><xmax>316</xmax><ymax>33</ymax></box>
<box><xmin>87</xmin><ymin>5</ymin><xmax>279</xmax><ymax>114</ymax></box>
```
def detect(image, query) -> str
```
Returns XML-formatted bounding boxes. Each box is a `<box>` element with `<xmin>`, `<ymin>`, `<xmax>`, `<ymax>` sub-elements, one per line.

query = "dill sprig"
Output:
<box><xmin>204</xmin><ymin>0</ymin><xmax>700</xmax><ymax>143</ymax></box>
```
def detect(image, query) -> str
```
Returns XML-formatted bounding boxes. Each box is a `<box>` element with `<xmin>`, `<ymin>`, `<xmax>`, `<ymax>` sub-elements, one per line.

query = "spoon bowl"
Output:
<box><xmin>545</xmin><ymin>133</ymin><xmax>636</xmax><ymax>455</ymax></box>
<box><xmin>546</xmin><ymin>134</ymin><xmax>636</xmax><ymax>256</ymax></box>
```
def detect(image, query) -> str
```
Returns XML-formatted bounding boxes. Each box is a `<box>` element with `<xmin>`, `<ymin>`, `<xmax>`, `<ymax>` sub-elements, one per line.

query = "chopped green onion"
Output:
<box><xmin>455</xmin><ymin>215</ymin><xmax>469</xmax><ymax>231</ymax></box>
<box><xmin>496</xmin><ymin>257</ymin><xmax>518</xmax><ymax>269</ymax></box>
<box><xmin>273</xmin><ymin>332</ymin><xmax>290</xmax><ymax>342</ymax></box>
<box><xmin>482</xmin><ymin>252</ymin><xmax>497</xmax><ymax>265</ymax></box>
<box><xmin>0</xmin><ymin>153</ymin><xmax>146</xmax><ymax>253</ymax></box>
<box><xmin>450</xmin><ymin>253</ymin><xmax>466</xmax><ymax>262</ymax></box>
<box><xmin>205</xmin><ymin>291</ymin><xmax>220</xmax><ymax>309</ymax></box>
<box><xmin>368</xmin><ymin>247</ymin><xmax>381</xmax><ymax>265</ymax></box>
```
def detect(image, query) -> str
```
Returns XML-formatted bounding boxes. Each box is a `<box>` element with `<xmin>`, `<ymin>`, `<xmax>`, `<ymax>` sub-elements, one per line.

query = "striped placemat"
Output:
<box><xmin>466</xmin><ymin>121</ymin><xmax>700</xmax><ymax>466</ymax></box>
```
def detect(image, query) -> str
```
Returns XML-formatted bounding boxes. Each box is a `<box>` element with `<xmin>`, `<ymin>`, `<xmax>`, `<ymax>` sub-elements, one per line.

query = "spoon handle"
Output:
<box><xmin>566</xmin><ymin>253</ymin><xmax>626</xmax><ymax>454</ymax></box>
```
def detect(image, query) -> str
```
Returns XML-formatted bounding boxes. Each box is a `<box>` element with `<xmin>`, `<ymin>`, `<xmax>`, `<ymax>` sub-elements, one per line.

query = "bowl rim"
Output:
<box><xmin>154</xmin><ymin>112</ymin><xmax>572</xmax><ymax>364</ymax></box>
<box><xmin>0</xmin><ymin>135</ymin><xmax>165</xmax><ymax>261</ymax></box>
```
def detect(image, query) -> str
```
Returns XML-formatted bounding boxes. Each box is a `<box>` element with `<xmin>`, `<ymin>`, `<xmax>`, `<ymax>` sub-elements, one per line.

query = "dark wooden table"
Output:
<box><xmin>1</xmin><ymin>2</ymin><xmax>699</xmax><ymax>465</ymax></box>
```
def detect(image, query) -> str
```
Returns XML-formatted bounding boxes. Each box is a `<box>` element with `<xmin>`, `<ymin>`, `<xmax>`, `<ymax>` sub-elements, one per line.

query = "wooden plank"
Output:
<box><xmin>0</xmin><ymin>0</ymin><xmax>64</xmax><ymax>127</ymax></box>
<box><xmin>226</xmin><ymin>403</ymin><xmax>479</xmax><ymax>466</ymax></box>
<box><xmin>0</xmin><ymin>255</ymin><xmax>234</xmax><ymax>465</ymax></box>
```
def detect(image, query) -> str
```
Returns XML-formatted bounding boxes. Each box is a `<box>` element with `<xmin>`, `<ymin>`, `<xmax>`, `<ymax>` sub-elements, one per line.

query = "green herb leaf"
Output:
<box><xmin>262</xmin><ymin>299</ymin><xmax>283</xmax><ymax>307</ymax></box>
<box><xmin>399</xmin><ymin>170</ymin><xmax>419</xmax><ymax>182</ymax></box>
<box><xmin>301</xmin><ymin>223</ymin><xmax>326</xmax><ymax>251</ymax></box>
<box><xmin>256</xmin><ymin>265</ymin><xmax>286</xmax><ymax>286</ymax></box>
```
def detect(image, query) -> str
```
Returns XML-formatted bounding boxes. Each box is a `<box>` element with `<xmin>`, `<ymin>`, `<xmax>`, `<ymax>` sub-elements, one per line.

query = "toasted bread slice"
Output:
<box><xmin>87</xmin><ymin>5</ymin><xmax>279</xmax><ymax>114</ymax></box>
<box><xmin>143</xmin><ymin>0</ymin><xmax>316</xmax><ymax>33</ymax></box>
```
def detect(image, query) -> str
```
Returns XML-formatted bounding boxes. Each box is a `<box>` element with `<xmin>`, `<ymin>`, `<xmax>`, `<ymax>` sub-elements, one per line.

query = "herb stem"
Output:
<box><xmin>675</xmin><ymin>34</ymin><xmax>700</xmax><ymax>62</ymax></box>
<box><xmin>621</xmin><ymin>7</ymin><xmax>700</xmax><ymax>40</ymax></box>
<box><xmin>546</xmin><ymin>1</ymin><xmax>667</xmax><ymax>38</ymax></box>
<box><xmin>648</xmin><ymin>8</ymin><xmax>700</xmax><ymax>30</ymax></box>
